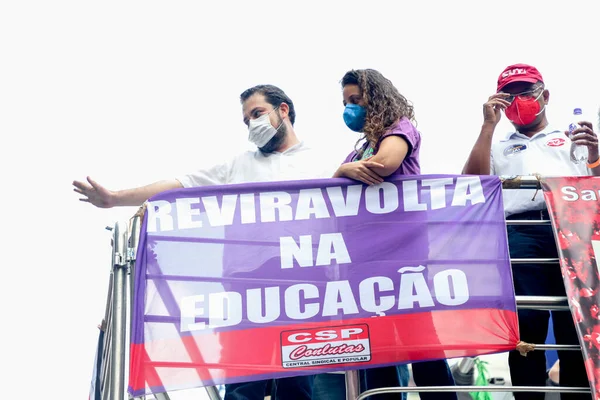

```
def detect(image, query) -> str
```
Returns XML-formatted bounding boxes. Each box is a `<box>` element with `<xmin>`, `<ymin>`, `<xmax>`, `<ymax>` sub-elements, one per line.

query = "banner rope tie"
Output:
<box><xmin>516</xmin><ymin>340</ymin><xmax>536</xmax><ymax>356</ymax></box>
<box><xmin>530</xmin><ymin>173</ymin><xmax>543</xmax><ymax>201</ymax></box>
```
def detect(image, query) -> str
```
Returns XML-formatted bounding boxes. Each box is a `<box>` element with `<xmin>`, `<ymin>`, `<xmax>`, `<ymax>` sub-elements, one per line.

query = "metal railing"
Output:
<box><xmin>344</xmin><ymin>175</ymin><xmax>591</xmax><ymax>398</ymax></box>
<box><xmin>93</xmin><ymin>176</ymin><xmax>592</xmax><ymax>399</ymax></box>
<box><xmin>97</xmin><ymin>221</ymin><xmax>129</xmax><ymax>400</ymax></box>
<box><xmin>95</xmin><ymin>214</ymin><xmax>223</xmax><ymax>400</ymax></box>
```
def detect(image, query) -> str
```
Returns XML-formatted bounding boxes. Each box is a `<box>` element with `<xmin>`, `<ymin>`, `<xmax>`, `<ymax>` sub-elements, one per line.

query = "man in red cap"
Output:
<box><xmin>463</xmin><ymin>63</ymin><xmax>599</xmax><ymax>399</ymax></box>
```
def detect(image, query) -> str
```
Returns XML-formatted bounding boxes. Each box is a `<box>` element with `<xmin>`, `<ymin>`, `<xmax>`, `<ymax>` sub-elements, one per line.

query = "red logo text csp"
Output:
<box><xmin>281</xmin><ymin>324</ymin><xmax>371</xmax><ymax>368</ymax></box>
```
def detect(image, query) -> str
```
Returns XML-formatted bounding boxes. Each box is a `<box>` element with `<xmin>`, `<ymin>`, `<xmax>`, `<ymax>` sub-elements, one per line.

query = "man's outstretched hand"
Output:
<box><xmin>73</xmin><ymin>177</ymin><xmax>117</xmax><ymax>208</ymax></box>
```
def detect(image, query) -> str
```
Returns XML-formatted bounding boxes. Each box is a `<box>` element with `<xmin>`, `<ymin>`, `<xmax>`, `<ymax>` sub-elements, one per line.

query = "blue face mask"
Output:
<box><xmin>343</xmin><ymin>103</ymin><xmax>366</xmax><ymax>132</ymax></box>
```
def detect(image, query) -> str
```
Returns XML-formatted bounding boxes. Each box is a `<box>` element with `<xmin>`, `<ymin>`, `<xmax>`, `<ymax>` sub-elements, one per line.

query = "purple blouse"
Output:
<box><xmin>342</xmin><ymin>116</ymin><xmax>421</xmax><ymax>177</ymax></box>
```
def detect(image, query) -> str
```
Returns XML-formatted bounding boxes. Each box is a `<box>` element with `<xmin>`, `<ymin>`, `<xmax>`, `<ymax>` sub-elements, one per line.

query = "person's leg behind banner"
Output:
<box><xmin>508</xmin><ymin>307</ymin><xmax>550</xmax><ymax>399</ymax></box>
<box><xmin>506</xmin><ymin>218</ymin><xmax>556</xmax><ymax>399</ymax></box>
<box><xmin>552</xmin><ymin>310</ymin><xmax>590</xmax><ymax>399</ymax></box>
<box><xmin>550</xmin><ymin>293</ymin><xmax>590</xmax><ymax>398</ymax></box>
<box><xmin>221</xmin><ymin>269</ymin><xmax>273</xmax><ymax>400</ymax></box>
<box><xmin>311</xmin><ymin>367</ymin><xmax>408</xmax><ymax>399</ymax></box>
<box><xmin>401</xmin><ymin>227</ymin><xmax>457</xmax><ymax>400</ymax></box>
<box><xmin>311</xmin><ymin>373</ymin><xmax>346</xmax><ymax>400</ymax></box>
<box><xmin>224</xmin><ymin>380</ymin><xmax>269</xmax><ymax>400</ymax></box>
<box><xmin>221</xmin><ymin>265</ymin><xmax>316</xmax><ymax>400</ymax></box>
<box><xmin>273</xmin><ymin>375</ymin><xmax>316</xmax><ymax>400</ymax></box>
<box><xmin>360</xmin><ymin>365</ymin><xmax>409</xmax><ymax>400</ymax></box>
<box><xmin>411</xmin><ymin>359</ymin><xmax>457</xmax><ymax>400</ymax></box>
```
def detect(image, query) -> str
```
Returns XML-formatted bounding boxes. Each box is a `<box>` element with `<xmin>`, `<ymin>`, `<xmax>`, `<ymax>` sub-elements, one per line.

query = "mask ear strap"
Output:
<box><xmin>273</xmin><ymin>106</ymin><xmax>285</xmax><ymax>132</ymax></box>
<box><xmin>534</xmin><ymin>89</ymin><xmax>546</xmax><ymax>116</ymax></box>
<box><xmin>535</xmin><ymin>104</ymin><xmax>546</xmax><ymax>117</ymax></box>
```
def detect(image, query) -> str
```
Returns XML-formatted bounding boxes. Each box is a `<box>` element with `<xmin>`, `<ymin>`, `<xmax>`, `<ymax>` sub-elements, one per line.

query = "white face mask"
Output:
<box><xmin>248</xmin><ymin>108</ymin><xmax>282</xmax><ymax>148</ymax></box>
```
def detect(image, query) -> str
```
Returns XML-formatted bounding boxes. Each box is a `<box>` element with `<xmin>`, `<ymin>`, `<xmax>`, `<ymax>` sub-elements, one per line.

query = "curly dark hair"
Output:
<box><xmin>341</xmin><ymin>69</ymin><xmax>415</xmax><ymax>154</ymax></box>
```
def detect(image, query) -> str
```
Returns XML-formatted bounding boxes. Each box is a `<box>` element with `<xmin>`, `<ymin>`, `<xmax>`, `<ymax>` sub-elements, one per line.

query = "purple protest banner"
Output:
<box><xmin>128</xmin><ymin>174</ymin><xmax>518</xmax><ymax>396</ymax></box>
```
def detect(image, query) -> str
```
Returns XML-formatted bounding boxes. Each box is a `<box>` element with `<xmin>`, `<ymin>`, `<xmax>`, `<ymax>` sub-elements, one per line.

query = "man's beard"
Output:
<box><xmin>258</xmin><ymin>112</ymin><xmax>288</xmax><ymax>154</ymax></box>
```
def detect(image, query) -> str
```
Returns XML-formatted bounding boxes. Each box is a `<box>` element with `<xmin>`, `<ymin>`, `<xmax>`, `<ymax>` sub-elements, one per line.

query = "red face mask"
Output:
<box><xmin>504</xmin><ymin>91</ymin><xmax>544</xmax><ymax>126</ymax></box>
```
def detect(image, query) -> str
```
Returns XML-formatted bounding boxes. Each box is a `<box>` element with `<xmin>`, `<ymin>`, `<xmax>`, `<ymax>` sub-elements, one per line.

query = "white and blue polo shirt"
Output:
<box><xmin>490</xmin><ymin>126</ymin><xmax>590</xmax><ymax>216</ymax></box>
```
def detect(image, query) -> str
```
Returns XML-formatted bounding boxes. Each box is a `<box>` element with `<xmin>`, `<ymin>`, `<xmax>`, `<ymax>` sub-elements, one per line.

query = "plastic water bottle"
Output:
<box><xmin>569</xmin><ymin>108</ymin><xmax>589</xmax><ymax>164</ymax></box>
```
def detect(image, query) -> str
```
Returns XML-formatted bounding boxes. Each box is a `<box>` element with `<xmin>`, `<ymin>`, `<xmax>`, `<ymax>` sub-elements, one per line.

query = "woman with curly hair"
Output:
<box><xmin>333</xmin><ymin>68</ymin><xmax>421</xmax><ymax>183</ymax></box>
<box><xmin>331</xmin><ymin>69</ymin><xmax>457</xmax><ymax>400</ymax></box>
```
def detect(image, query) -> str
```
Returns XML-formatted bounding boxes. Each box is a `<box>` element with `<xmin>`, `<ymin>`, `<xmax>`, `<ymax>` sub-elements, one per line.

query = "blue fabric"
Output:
<box><xmin>343</xmin><ymin>103</ymin><xmax>366</xmax><ymax>132</ymax></box>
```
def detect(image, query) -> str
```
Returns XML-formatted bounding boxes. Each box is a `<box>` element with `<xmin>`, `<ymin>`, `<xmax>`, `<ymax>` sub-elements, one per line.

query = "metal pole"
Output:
<box><xmin>501</xmin><ymin>175</ymin><xmax>542</xmax><ymax>189</ymax></box>
<box><xmin>516</xmin><ymin>295</ymin><xmax>569</xmax><ymax>310</ymax></box>
<box><xmin>356</xmin><ymin>385</ymin><xmax>591</xmax><ymax>400</ymax></box>
<box><xmin>511</xmin><ymin>258</ymin><xmax>559</xmax><ymax>264</ymax></box>
<box><xmin>101</xmin><ymin>283</ymin><xmax>114</xmax><ymax>400</ymax></box>
<box><xmin>110</xmin><ymin>221</ymin><xmax>128</xmax><ymax>400</ymax></box>
<box><xmin>506</xmin><ymin>220</ymin><xmax>551</xmax><ymax>226</ymax></box>
<box><xmin>124</xmin><ymin>215</ymin><xmax>141</xmax><ymax>399</ymax></box>
<box><xmin>128</xmin><ymin>215</ymin><xmax>141</xmax><ymax>319</ymax></box>
<box><xmin>345</xmin><ymin>370</ymin><xmax>360</xmax><ymax>400</ymax></box>
<box><xmin>205</xmin><ymin>386</ymin><xmax>222</xmax><ymax>400</ymax></box>
<box><xmin>534</xmin><ymin>344</ymin><xmax>581</xmax><ymax>351</ymax></box>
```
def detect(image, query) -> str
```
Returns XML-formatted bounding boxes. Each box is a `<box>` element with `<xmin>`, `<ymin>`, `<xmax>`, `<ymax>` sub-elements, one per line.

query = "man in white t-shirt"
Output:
<box><xmin>73</xmin><ymin>84</ymin><xmax>336</xmax><ymax>400</ymax></box>
<box><xmin>73</xmin><ymin>85</ymin><xmax>333</xmax><ymax>206</ymax></box>
<box><xmin>463</xmin><ymin>64</ymin><xmax>599</xmax><ymax>399</ymax></box>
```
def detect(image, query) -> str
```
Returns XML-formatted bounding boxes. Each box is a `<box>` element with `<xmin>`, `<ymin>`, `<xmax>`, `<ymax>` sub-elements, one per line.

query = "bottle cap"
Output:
<box><xmin>574</xmin><ymin>108</ymin><xmax>583</xmax><ymax>115</ymax></box>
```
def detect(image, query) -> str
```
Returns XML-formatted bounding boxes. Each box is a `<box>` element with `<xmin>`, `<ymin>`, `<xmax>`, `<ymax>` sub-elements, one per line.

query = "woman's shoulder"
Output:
<box><xmin>382</xmin><ymin>117</ymin><xmax>421</xmax><ymax>140</ymax></box>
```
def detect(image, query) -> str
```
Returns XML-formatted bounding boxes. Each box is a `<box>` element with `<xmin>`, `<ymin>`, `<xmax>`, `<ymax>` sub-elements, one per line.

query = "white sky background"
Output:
<box><xmin>2</xmin><ymin>1</ymin><xmax>600</xmax><ymax>398</ymax></box>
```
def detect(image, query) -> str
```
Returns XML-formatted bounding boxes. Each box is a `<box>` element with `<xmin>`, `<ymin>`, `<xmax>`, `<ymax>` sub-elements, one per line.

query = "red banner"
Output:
<box><xmin>542</xmin><ymin>176</ymin><xmax>600</xmax><ymax>398</ymax></box>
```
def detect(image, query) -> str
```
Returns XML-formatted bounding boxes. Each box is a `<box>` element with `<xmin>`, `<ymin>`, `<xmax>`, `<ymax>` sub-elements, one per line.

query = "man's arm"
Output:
<box><xmin>73</xmin><ymin>177</ymin><xmax>183</xmax><ymax>208</ymax></box>
<box><xmin>462</xmin><ymin>122</ymin><xmax>496</xmax><ymax>175</ymax></box>
<box><xmin>462</xmin><ymin>93</ymin><xmax>511</xmax><ymax>175</ymax></box>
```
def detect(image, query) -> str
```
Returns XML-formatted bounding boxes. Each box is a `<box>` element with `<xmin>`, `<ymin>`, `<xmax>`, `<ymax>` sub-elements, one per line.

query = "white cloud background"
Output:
<box><xmin>2</xmin><ymin>1</ymin><xmax>599</xmax><ymax>398</ymax></box>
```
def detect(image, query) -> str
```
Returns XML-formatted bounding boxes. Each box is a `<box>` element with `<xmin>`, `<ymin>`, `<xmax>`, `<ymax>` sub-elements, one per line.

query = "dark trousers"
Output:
<box><xmin>311</xmin><ymin>360</ymin><xmax>456</xmax><ymax>400</ymax></box>
<box><xmin>358</xmin><ymin>365</ymin><xmax>409</xmax><ymax>400</ymax></box>
<box><xmin>224</xmin><ymin>376</ymin><xmax>315</xmax><ymax>400</ymax></box>
<box><xmin>507</xmin><ymin>210</ymin><xmax>590</xmax><ymax>400</ymax></box>
<box><xmin>411</xmin><ymin>360</ymin><xmax>457</xmax><ymax>400</ymax></box>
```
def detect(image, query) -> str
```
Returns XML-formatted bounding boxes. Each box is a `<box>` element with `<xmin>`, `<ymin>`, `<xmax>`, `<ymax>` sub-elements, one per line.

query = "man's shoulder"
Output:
<box><xmin>290</xmin><ymin>141</ymin><xmax>325</xmax><ymax>156</ymax></box>
<box><xmin>231</xmin><ymin>149</ymin><xmax>262</xmax><ymax>161</ymax></box>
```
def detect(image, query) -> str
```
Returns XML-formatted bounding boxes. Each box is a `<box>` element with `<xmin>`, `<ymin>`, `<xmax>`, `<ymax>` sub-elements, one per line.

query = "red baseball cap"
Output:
<box><xmin>496</xmin><ymin>63</ymin><xmax>544</xmax><ymax>92</ymax></box>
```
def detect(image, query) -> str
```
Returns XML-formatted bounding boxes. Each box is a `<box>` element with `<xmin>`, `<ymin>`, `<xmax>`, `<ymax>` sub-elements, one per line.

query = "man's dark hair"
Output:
<box><xmin>240</xmin><ymin>84</ymin><xmax>296</xmax><ymax>125</ymax></box>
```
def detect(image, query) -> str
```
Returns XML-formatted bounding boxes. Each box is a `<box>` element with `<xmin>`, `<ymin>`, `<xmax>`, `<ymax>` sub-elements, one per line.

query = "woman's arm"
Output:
<box><xmin>367</xmin><ymin>135</ymin><xmax>409</xmax><ymax>177</ymax></box>
<box><xmin>333</xmin><ymin>159</ymin><xmax>385</xmax><ymax>185</ymax></box>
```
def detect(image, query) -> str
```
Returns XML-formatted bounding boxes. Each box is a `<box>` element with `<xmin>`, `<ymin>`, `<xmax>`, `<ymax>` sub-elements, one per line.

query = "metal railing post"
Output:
<box><xmin>100</xmin><ymin>276</ymin><xmax>113</xmax><ymax>400</ymax></box>
<box><xmin>110</xmin><ymin>221</ymin><xmax>129</xmax><ymax>400</ymax></box>
<box><xmin>345</xmin><ymin>370</ymin><xmax>361</xmax><ymax>400</ymax></box>
<box><xmin>205</xmin><ymin>386</ymin><xmax>223</xmax><ymax>400</ymax></box>
<box><xmin>128</xmin><ymin>215</ymin><xmax>141</xmax><ymax>320</ymax></box>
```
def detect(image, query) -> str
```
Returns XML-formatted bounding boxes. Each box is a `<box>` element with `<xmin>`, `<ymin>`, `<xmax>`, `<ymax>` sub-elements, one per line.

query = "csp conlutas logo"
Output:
<box><xmin>281</xmin><ymin>324</ymin><xmax>371</xmax><ymax>368</ymax></box>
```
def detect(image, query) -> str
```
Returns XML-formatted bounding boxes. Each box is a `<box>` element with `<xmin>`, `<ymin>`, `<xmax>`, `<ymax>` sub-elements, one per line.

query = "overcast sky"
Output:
<box><xmin>2</xmin><ymin>1</ymin><xmax>600</xmax><ymax>398</ymax></box>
